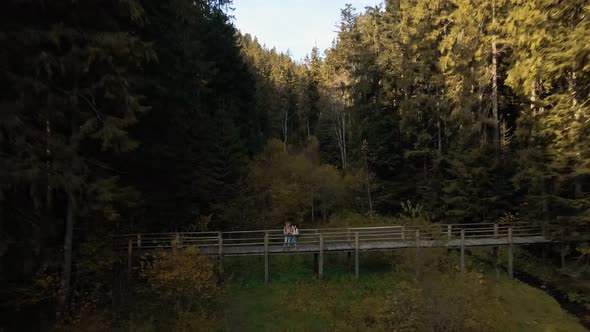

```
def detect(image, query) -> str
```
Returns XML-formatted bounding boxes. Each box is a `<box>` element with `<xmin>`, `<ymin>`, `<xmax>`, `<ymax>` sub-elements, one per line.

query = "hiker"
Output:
<box><xmin>283</xmin><ymin>222</ymin><xmax>292</xmax><ymax>248</ymax></box>
<box><xmin>291</xmin><ymin>224</ymin><xmax>300</xmax><ymax>249</ymax></box>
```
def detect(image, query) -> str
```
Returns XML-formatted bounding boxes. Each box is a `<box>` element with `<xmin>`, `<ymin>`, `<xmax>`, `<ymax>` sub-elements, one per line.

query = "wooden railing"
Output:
<box><xmin>113</xmin><ymin>222</ymin><xmax>552</xmax><ymax>252</ymax></box>
<box><xmin>115</xmin><ymin>222</ymin><xmax>590</xmax><ymax>283</ymax></box>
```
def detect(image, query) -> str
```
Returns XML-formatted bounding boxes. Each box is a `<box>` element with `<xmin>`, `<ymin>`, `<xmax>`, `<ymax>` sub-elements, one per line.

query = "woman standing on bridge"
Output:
<box><xmin>283</xmin><ymin>222</ymin><xmax>292</xmax><ymax>249</ymax></box>
<box><xmin>291</xmin><ymin>224</ymin><xmax>300</xmax><ymax>249</ymax></box>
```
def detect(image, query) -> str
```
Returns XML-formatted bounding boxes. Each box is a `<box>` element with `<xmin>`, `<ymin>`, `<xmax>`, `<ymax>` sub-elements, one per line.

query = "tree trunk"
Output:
<box><xmin>0</xmin><ymin>199</ymin><xmax>3</xmax><ymax>277</ymax></box>
<box><xmin>60</xmin><ymin>81</ymin><xmax>78</xmax><ymax>316</ymax></box>
<box><xmin>41</xmin><ymin>107</ymin><xmax>53</xmax><ymax>289</ymax></box>
<box><xmin>46</xmin><ymin>117</ymin><xmax>52</xmax><ymax>209</ymax></box>
<box><xmin>310</xmin><ymin>190</ymin><xmax>315</xmax><ymax>223</ymax></box>
<box><xmin>541</xmin><ymin>182</ymin><xmax>549</xmax><ymax>222</ymax></box>
<box><xmin>342</xmin><ymin>113</ymin><xmax>347</xmax><ymax>170</ymax></box>
<box><xmin>364</xmin><ymin>151</ymin><xmax>373</xmax><ymax>219</ymax></box>
<box><xmin>283</xmin><ymin>106</ymin><xmax>288</xmax><ymax>151</ymax></box>
<box><xmin>569</xmin><ymin>65</ymin><xmax>583</xmax><ymax>200</ymax></box>
<box><xmin>333</xmin><ymin>106</ymin><xmax>347</xmax><ymax>170</ymax></box>
<box><xmin>478</xmin><ymin>87</ymin><xmax>485</xmax><ymax>137</ymax></box>
<box><xmin>60</xmin><ymin>191</ymin><xmax>76</xmax><ymax>313</ymax></box>
<box><xmin>437</xmin><ymin>117</ymin><xmax>442</xmax><ymax>156</ymax></box>
<box><xmin>491</xmin><ymin>0</ymin><xmax>500</xmax><ymax>152</ymax></box>
<box><xmin>531</xmin><ymin>85</ymin><xmax>550</xmax><ymax>222</ymax></box>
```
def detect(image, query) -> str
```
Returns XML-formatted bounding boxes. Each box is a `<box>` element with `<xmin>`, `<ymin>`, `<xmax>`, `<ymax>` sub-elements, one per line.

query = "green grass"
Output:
<box><xmin>220</xmin><ymin>253</ymin><xmax>586</xmax><ymax>332</ymax></box>
<box><xmin>70</xmin><ymin>250</ymin><xmax>587</xmax><ymax>331</ymax></box>
<box><xmin>494</xmin><ymin>277</ymin><xmax>586</xmax><ymax>332</ymax></box>
<box><xmin>221</xmin><ymin>253</ymin><xmax>394</xmax><ymax>331</ymax></box>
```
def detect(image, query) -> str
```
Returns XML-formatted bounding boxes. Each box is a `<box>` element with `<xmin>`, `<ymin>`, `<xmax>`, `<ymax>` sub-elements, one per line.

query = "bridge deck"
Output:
<box><xmin>116</xmin><ymin>223</ymin><xmax>588</xmax><ymax>282</ymax></box>
<box><xmin>186</xmin><ymin>235</ymin><xmax>549</xmax><ymax>256</ymax></box>
<box><xmin>115</xmin><ymin>222</ymin><xmax>571</xmax><ymax>258</ymax></box>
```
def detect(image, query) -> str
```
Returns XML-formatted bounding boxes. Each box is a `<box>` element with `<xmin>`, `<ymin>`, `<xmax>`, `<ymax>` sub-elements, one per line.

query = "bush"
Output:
<box><xmin>140</xmin><ymin>247</ymin><xmax>220</xmax><ymax>314</ymax></box>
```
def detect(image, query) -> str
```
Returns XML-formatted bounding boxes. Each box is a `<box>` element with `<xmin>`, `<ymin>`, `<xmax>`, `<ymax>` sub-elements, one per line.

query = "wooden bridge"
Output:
<box><xmin>115</xmin><ymin>222</ymin><xmax>586</xmax><ymax>283</ymax></box>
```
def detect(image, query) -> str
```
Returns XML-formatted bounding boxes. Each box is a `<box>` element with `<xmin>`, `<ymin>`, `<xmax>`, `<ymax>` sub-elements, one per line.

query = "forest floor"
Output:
<box><xmin>220</xmin><ymin>253</ymin><xmax>586</xmax><ymax>332</ymax></box>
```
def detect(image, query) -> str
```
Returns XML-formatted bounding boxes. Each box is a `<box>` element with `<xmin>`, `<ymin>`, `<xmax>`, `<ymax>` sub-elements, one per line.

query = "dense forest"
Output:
<box><xmin>1</xmin><ymin>0</ymin><xmax>589</xmax><ymax>330</ymax></box>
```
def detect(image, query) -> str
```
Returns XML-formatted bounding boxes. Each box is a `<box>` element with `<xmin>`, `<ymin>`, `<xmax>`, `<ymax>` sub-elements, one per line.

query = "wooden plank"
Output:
<box><xmin>173</xmin><ymin>233</ymin><xmax>180</xmax><ymax>254</ymax></box>
<box><xmin>264</xmin><ymin>232</ymin><xmax>269</xmax><ymax>284</ymax></box>
<box><xmin>319</xmin><ymin>234</ymin><xmax>324</xmax><ymax>279</ymax></box>
<box><xmin>120</xmin><ymin>229</ymin><xmax>554</xmax><ymax>258</ymax></box>
<box><xmin>508</xmin><ymin>227</ymin><xmax>513</xmax><ymax>278</ymax></box>
<box><xmin>460</xmin><ymin>229</ymin><xmax>465</xmax><ymax>273</ymax></box>
<box><xmin>415</xmin><ymin>230</ymin><xmax>420</xmax><ymax>278</ymax></box>
<box><xmin>347</xmin><ymin>228</ymin><xmax>352</xmax><ymax>267</ymax></box>
<box><xmin>355</xmin><ymin>232</ymin><xmax>359</xmax><ymax>279</ymax></box>
<box><xmin>218</xmin><ymin>232</ymin><xmax>223</xmax><ymax>277</ymax></box>
<box><xmin>127</xmin><ymin>238</ymin><xmax>133</xmax><ymax>281</ymax></box>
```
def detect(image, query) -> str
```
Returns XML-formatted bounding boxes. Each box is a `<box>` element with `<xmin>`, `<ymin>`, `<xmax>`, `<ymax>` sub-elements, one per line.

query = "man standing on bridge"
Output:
<box><xmin>283</xmin><ymin>222</ymin><xmax>292</xmax><ymax>249</ymax></box>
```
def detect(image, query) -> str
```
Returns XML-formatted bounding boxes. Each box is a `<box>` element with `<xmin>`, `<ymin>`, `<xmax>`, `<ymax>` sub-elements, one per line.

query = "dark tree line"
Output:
<box><xmin>0</xmin><ymin>0</ymin><xmax>258</xmax><ymax>328</ymax></box>
<box><xmin>0</xmin><ymin>0</ymin><xmax>588</xmax><ymax>329</ymax></box>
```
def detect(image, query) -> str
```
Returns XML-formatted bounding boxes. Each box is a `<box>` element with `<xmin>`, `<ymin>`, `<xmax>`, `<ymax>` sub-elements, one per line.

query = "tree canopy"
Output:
<box><xmin>0</xmin><ymin>0</ymin><xmax>588</xmax><ymax>329</ymax></box>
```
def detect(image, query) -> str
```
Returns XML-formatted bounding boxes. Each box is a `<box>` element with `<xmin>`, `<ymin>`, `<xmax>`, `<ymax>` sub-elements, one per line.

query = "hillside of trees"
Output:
<box><xmin>1</xmin><ymin>0</ymin><xmax>589</xmax><ymax>330</ymax></box>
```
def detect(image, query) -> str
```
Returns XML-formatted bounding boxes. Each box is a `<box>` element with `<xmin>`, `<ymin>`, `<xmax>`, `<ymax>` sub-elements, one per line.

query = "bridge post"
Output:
<box><xmin>347</xmin><ymin>228</ymin><xmax>352</xmax><ymax>268</ymax></box>
<box><xmin>355</xmin><ymin>232</ymin><xmax>359</xmax><ymax>279</ymax></box>
<box><xmin>508</xmin><ymin>227</ymin><xmax>513</xmax><ymax>278</ymax></box>
<box><xmin>460</xmin><ymin>229</ymin><xmax>465</xmax><ymax>273</ymax></box>
<box><xmin>415</xmin><ymin>230</ymin><xmax>420</xmax><ymax>279</ymax></box>
<box><xmin>264</xmin><ymin>232</ymin><xmax>269</xmax><ymax>285</ymax></box>
<box><xmin>319</xmin><ymin>233</ymin><xmax>324</xmax><ymax>280</ymax></box>
<box><xmin>127</xmin><ymin>238</ymin><xmax>133</xmax><ymax>281</ymax></box>
<box><xmin>137</xmin><ymin>234</ymin><xmax>142</xmax><ymax>249</ymax></box>
<box><xmin>218</xmin><ymin>232</ymin><xmax>223</xmax><ymax>278</ymax></box>
<box><xmin>493</xmin><ymin>224</ymin><xmax>499</xmax><ymax>279</ymax></box>
<box><xmin>446</xmin><ymin>225</ymin><xmax>452</xmax><ymax>257</ymax></box>
<box><xmin>173</xmin><ymin>233</ymin><xmax>180</xmax><ymax>254</ymax></box>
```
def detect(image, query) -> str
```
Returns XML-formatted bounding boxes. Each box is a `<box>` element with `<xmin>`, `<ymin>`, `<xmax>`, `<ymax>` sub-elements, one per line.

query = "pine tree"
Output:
<box><xmin>0</xmin><ymin>0</ymin><xmax>154</xmax><ymax>314</ymax></box>
<box><xmin>506</xmin><ymin>0</ymin><xmax>590</xmax><ymax>226</ymax></box>
<box><xmin>438</xmin><ymin>0</ymin><xmax>517</xmax><ymax>223</ymax></box>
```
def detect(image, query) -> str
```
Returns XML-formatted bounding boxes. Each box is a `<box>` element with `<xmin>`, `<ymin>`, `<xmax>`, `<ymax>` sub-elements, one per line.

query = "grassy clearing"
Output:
<box><xmin>493</xmin><ymin>277</ymin><xmax>586</xmax><ymax>332</ymax></box>
<box><xmin>68</xmin><ymin>249</ymin><xmax>586</xmax><ymax>331</ymax></box>
<box><xmin>221</xmin><ymin>252</ymin><xmax>586</xmax><ymax>332</ymax></box>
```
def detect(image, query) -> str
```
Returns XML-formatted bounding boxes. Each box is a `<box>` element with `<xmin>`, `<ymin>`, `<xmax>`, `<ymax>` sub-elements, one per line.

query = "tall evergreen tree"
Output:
<box><xmin>0</xmin><ymin>0</ymin><xmax>154</xmax><ymax>319</ymax></box>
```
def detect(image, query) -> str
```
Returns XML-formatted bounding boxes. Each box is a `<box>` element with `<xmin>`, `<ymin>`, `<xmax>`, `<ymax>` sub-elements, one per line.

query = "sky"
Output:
<box><xmin>231</xmin><ymin>0</ymin><xmax>382</xmax><ymax>61</ymax></box>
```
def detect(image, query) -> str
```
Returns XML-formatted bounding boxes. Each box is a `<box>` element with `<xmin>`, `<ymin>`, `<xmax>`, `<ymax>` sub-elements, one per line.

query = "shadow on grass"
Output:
<box><xmin>222</xmin><ymin>251</ymin><xmax>397</xmax><ymax>287</ymax></box>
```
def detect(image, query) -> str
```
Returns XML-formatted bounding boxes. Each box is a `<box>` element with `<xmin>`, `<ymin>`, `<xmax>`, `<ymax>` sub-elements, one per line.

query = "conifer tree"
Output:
<box><xmin>0</xmin><ymin>0</ymin><xmax>154</xmax><ymax>312</ymax></box>
<box><xmin>506</xmin><ymin>0</ymin><xmax>590</xmax><ymax>225</ymax></box>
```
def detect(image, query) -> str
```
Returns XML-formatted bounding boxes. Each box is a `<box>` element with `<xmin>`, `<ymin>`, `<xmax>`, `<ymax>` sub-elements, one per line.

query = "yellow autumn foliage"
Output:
<box><xmin>140</xmin><ymin>247</ymin><xmax>220</xmax><ymax>313</ymax></box>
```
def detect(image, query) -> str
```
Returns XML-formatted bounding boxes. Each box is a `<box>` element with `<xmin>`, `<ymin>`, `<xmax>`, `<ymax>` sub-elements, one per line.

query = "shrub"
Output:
<box><xmin>140</xmin><ymin>248</ymin><xmax>220</xmax><ymax>314</ymax></box>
